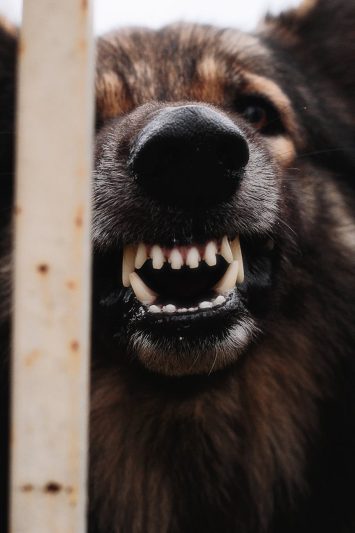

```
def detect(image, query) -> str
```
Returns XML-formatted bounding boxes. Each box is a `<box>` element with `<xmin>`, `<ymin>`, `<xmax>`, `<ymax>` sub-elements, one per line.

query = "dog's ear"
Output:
<box><xmin>0</xmin><ymin>17</ymin><xmax>17</xmax><ymax>195</ymax></box>
<box><xmin>263</xmin><ymin>0</ymin><xmax>355</xmax><ymax>107</ymax></box>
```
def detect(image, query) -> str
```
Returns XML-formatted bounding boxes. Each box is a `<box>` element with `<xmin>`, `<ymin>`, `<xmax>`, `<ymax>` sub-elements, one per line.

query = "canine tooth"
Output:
<box><xmin>149</xmin><ymin>305</ymin><xmax>161</xmax><ymax>313</ymax></box>
<box><xmin>213</xmin><ymin>295</ymin><xmax>226</xmax><ymax>306</ymax></box>
<box><xmin>163</xmin><ymin>304</ymin><xmax>176</xmax><ymax>313</ymax></box>
<box><xmin>205</xmin><ymin>241</ymin><xmax>217</xmax><ymax>266</ymax></box>
<box><xmin>151</xmin><ymin>245</ymin><xmax>165</xmax><ymax>269</ymax></box>
<box><xmin>122</xmin><ymin>245</ymin><xmax>136</xmax><ymax>287</ymax></box>
<box><xmin>231</xmin><ymin>237</ymin><xmax>244</xmax><ymax>283</ymax></box>
<box><xmin>199</xmin><ymin>301</ymin><xmax>213</xmax><ymax>309</ymax></box>
<box><xmin>214</xmin><ymin>260</ymin><xmax>239</xmax><ymax>294</ymax></box>
<box><xmin>135</xmin><ymin>243</ymin><xmax>147</xmax><ymax>269</ymax></box>
<box><xmin>186</xmin><ymin>247</ymin><xmax>200</xmax><ymax>269</ymax></box>
<box><xmin>129</xmin><ymin>272</ymin><xmax>157</xmax><ymax>305</ymax></box>
<box><xmin>220</xmin><ymin>236</ymin><xmax>233</xmax><ymax>264</ymax></box>
<box><xmin>170</xmin><ymin>248</ymin><xmax>183</xmax><ymax>270</ymax></box>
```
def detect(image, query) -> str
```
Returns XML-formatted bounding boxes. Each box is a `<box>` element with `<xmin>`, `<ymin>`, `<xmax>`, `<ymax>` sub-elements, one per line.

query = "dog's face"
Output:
<box><xmin>91</xmin><ymin>2</ymin><xmax>355</xmax><ymax>377</ymax></box>
<box><xmin>1</xmin><ymin>2</ymin><xmax>355</xmax><ymax>531</ymax></box>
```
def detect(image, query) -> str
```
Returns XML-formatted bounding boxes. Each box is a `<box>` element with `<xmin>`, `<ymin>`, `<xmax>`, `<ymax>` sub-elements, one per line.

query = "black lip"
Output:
<box><xmin>129</xmin><ymin>289</ymin><xmax>248</xmax><ymax>346</ymax></box>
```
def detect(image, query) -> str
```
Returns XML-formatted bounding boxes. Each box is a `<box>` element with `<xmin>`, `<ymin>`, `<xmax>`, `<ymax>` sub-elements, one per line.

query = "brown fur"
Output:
<box><xmin>1</xmin><ymin>1</ymin><xmax>355</xmax><ymax>532</ymax></box>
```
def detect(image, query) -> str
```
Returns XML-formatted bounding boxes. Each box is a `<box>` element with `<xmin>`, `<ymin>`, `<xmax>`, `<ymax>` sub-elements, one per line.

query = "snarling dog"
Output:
<box><xmin>1</xmin><ymin>0</ymin><xmax>355</xmax><ymax>531</ymax></box>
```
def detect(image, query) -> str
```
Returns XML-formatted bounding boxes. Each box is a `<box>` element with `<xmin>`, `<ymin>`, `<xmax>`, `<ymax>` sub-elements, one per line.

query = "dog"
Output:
<box><xmin>1</xmin><ymin>0</ymin><xmax>355</xmax><ymax>531</ymax></box>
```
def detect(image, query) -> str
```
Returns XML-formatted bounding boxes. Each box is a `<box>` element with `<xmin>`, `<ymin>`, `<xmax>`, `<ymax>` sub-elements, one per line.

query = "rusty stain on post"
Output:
<box><xmin>44</xmin><ymin>482</ymin><xmax>62</xmax><ymax>494</ymax></box>
<box><xmin>37</xmin><ymin>263</ymin><xmax>49</xmax><ymax>274</ymax></box>
<box><xmin>24</xmin><ymin>349</ymin><xmax>41</xmax><ymax>368</ymax></box>
<box><xmin>66</xmin><ymin>280</ymin><xmax>78</xmax><ymax>290</ymax></box>
<box><xmin>10</xmin><ymin>1</ymin><xmax>94</xmax><ymax>532</ymax></box>
<box><xmin>21</xmin><ymin>484</ymin><xmax>34</xmax><ymax>493</ymax></box>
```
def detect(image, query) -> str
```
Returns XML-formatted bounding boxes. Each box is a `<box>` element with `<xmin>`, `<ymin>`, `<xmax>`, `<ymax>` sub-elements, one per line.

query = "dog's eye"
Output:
<box><xmin>242</xmin><ymin>105</ymin><xmax>268</xmax><ymax>129</ymax></box>
<box><xmin>234</xmin><ymin>96</ymin><xmax>285</xmax><ymax>135</ymax></box>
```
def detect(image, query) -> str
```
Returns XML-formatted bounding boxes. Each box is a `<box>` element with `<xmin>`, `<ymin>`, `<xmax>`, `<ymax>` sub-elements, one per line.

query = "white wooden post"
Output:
<box><xmin>10</xmin><ymin>1</ymin><xmax>94</xmax><ymax>532</ymax></box>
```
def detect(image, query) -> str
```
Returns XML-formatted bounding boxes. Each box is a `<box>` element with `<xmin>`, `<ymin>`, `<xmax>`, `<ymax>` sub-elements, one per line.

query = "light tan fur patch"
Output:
<box><xmin>96</xmin><ymin>71</ymin><xmax>132</xmax><ymax>119</ymax></box>
<box><xmin>0</xmin><ymin>16</ymin><xmax>17</xmax><ymax>37</ymax></box>
<box><xmin>324</xmin><ymin>180</ymin><xmax>355</xmax><ymax>254</ymax></box>
<box><xmin>297</xmin><ymin>0</ymin><xmax>318</xmax><ymax>18</ymax></box>
<box><xmin>266</xmin><ymin>135</ymin><xmax>296</xmax><ymax>167</ymax></box>
<box><xmin>193</xmin><ymin>56</ymin><xmax>226</xmax><ymax>104</ymax></box>
<box><xmin>219</xmin><ymin>30</ymin><xmax>270</xmax><ymax>62</ymax></box>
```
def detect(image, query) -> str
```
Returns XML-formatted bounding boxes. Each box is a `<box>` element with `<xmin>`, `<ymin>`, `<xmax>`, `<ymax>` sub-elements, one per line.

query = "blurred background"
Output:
<box><xmin>1</xmin><ymin>0</ymin><xmax>301</xmax><ymax>33</ymax></box>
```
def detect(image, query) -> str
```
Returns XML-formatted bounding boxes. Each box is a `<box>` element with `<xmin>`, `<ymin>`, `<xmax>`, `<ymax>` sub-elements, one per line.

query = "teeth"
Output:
<box><xmin>129</xmin><ymin>272</ymin><xmax>157</xmax><ymax>305</ymax></box>
<box><xmin>163</xmin><ymin>304</ymin><xmax>176</xmax><ymax>313</ymax></box>
<box><xmin>149</xmin><ymin>304</ymin><xmax>161</xmax><ymax>313</ymax></box>
<box><xmin>135</xmin><ymin>243</ymin><xmax>147</xmax><ymax>269</ymax></box>
<box><xmin>151</xmin><ymin>245</ymin><xmax>165</xmax><ymax>269</ymax></box>
<box><xmin>199</xmin><ymin>301</ymin><xmax>213</xmax><ymax>309</ymax></box>
<box><xmin>122</xmin><ymin>236</ymin><xmax>244</xmax><ymax>302</ymax></box>
<box><xmin>230</xmin><ymin>237</ymin><xmax>244</xmax><ymax>283</ymax></box>
<box><xmin>148</xmin><ymin>296</ymin><xmax>228</xmax><ymax>314</ymax></box>
<box><xmin>122</xmin><ymin>245</ymin><xmax>136</xmax><ymax>287</ymax></box>
<box><xmin>204</xmin><ymin>241</ymin><xmax>217</xmax><ymax>266</ymax></box>
<box><xmin>213</xmin><ymin>260</ymin><xmax>239</xmax><ymax>294</ymax></box>
<box><xmin>169</xmin><ymin>248</ymin><xmax>184</xmax><ymax>270</ymax></box>
<box><xmin>186</xmin><ymin>247</ymin><xmax>200</xmax><ymax>269</ymax></box>
<box><xmin>148</xmin><ymin>297</ymin><xmax>228</xmax><ymax>315</ymax></box>
<box><xmin>213</xmin><ymin>295</ymin><xmax>226</xmax><ymax>306</ymax></box>
<box><xmin>220</xmin><ymin>236</ymin><xmax>233</xmax><ymax>264</ymax></box>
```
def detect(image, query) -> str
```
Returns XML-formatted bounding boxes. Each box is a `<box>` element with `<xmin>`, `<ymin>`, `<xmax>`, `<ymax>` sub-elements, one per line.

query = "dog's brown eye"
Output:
<box><xmin>241</xmin><ymin>105</ymin><xmax>268</xmax><ymax>130</ymax></box>
<box><xmin>234</xmin><ymin>95</ymin><xmax>285</xmax><ymax>135</ymax></box>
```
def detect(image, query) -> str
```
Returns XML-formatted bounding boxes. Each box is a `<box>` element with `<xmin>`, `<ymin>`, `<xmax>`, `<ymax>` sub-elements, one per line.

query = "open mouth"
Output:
<box><xmin>93</xmin><ymin>230</ymin><xmax>276</xmax><ymax>374</ymax></box>
<box><xmin>121</xmin><ymin>236</ymin><xmax>244</xmax><ymax>315</ymax></box>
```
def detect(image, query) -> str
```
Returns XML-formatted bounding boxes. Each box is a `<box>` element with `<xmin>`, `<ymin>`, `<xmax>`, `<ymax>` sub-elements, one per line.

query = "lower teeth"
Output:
<box><xmin>148</xmin><ymin>294</ymin><xmax>226</xmax><ymax>314</ymax></box>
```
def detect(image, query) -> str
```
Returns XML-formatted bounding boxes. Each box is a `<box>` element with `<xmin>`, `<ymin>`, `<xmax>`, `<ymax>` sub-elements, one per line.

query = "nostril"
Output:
<box><xmin>129</xmin><ymin>105</ymin><xmax>249</xmax><ymax>208</ymax></box>
<box><xmin>213</xmin><ymin>135</ymin><xmax>249</xmax><ymax>175</ymax></box>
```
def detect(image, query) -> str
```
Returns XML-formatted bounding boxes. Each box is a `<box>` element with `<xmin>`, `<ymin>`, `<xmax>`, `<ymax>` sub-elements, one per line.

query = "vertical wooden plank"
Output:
<box><xmin>10</xmin><ymin>1</ymin><xmax>94</xmax><ymax>532</ymax></box>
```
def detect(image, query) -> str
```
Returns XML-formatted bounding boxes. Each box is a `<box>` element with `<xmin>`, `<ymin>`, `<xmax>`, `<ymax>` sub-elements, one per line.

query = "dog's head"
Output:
<box><xmin>92</xmin><ymin>0</ymin><xmax>355</xmax><ymax>377</ymax></box>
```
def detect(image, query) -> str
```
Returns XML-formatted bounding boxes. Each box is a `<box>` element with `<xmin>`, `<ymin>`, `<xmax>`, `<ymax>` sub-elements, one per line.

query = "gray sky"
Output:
<box><xmin>1</xmin><ymin>0</ymin><xmax>301</xmax><ymax>33</ymax></box>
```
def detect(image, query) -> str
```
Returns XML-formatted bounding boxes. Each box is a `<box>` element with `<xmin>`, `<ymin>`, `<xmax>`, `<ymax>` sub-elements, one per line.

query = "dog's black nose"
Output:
<box><xmin>129</xmin><ymin>105</ymin><xmax>249</xmax><ymax>207</ymax></box>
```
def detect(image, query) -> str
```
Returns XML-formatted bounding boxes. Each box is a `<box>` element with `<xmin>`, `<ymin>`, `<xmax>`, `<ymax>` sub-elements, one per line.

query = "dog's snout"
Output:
<box><xmin>129</xmin><ymin>105</ymin><xmax>249</xmax><ymax>207</ymax></box>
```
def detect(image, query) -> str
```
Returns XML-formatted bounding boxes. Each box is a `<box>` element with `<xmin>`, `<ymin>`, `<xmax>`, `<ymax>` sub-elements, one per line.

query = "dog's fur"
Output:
<box><xmin>1</xmin><ymin>1</ymin><xmax>355</xmax><ymax>531</ymax></box>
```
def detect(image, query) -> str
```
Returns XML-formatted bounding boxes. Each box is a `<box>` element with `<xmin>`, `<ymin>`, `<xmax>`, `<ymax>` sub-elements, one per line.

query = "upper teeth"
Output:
<box><xmin>121</xmin><ymin>236</ymin><xmax>244</xmax><ymax>305</ymax></box>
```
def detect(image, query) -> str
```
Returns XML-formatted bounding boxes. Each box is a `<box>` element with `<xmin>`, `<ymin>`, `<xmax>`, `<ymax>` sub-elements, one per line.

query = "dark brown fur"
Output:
<box><xmin>1</xmin><ymin>1</ymin><xmax>355</xmax><ymax>532</ymax></box>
